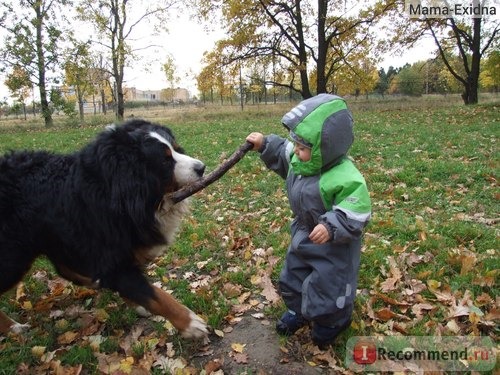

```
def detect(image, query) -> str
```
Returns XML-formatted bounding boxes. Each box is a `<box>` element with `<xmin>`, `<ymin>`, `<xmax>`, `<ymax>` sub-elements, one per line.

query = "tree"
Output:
<box><xmin>397</xmin><ymin>64</ymin><xmax>424</xmax><ymax>96</ymax></box>
<box><xmin>375</xmin><ymin>68</ymin><xmax>389</xmax><ymax>96</ymax></box>
<box><xmin>329</xmin><ymin>55</ymin><xmax>379</xmax><ymax>97</ymax></box>
<box><xmin>76</xmin><ymin>0</ymin><xmax>176</xmax><ymax>121</ymax></box>
<box><xmin>4</xmin><ymin>65</ymin><xmax>32</xmax><ymax>120</ymax></box>
<box><xmin>0</xmin><ymin>0</ymin><xmax>71</xmax><ymax>127</ymax></box>
<box><xmin>394</xmin><ymin>0</ymin><xmax>499</xmax><ymax>104</ymax></box>
<box><xmin>197</xmin><ymin>0</ymin><xmax>392</xmax><ymax>99</ymax></box>
<box><xmin>64</xmin><ymin>42</ymin><xmax>94</xmax><ymax>122</ymax></box>
<box><xmin>198</xmin><ymin>48</ymin><xmax>239</xmax><ymax>105</ymax></box>
<box><xmin>162</xmin><ymin>55</ymin><xmax>179</xmax><ymax>102</ymax></box>
<box><xmin>480</xmin><ymin>50</ymin><xmax>500</xmax><ymax>92</ymax></box>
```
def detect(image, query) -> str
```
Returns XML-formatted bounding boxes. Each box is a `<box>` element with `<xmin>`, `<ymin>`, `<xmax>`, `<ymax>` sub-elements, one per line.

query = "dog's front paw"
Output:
<box><xmin>11</xmin><ymin>322</ymin><xmax>30</xmax><ymax>334</ymax></box>
<box><xmin>180</xmin><ymin>310</ymin><xmax>208</xmax><ymax>339</ymax></box>
<box><xmin>135</xmin><ymin>306</ymin><xmax>152</xmax><ymax>318</ymax></box>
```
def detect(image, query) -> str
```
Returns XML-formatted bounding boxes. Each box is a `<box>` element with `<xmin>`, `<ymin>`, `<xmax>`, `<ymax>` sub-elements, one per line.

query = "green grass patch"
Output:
<box><xmin>0</xmin><ymin>99</ymin><xmax>498</xmax><ymax>372</ymax></box>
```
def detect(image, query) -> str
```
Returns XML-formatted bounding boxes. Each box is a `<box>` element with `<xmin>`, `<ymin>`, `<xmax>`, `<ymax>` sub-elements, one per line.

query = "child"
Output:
<box><xmin>246</xmin><ymin>94</ymin><xmax>371</xmax><ymax>349</ymax></box>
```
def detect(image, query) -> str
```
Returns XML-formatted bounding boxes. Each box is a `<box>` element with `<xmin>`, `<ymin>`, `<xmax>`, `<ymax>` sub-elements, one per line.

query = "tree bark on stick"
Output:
<box><xmin>168</xmin><ymin>141</ymin><xmax>254</xmax><ymax>203</ymax></box>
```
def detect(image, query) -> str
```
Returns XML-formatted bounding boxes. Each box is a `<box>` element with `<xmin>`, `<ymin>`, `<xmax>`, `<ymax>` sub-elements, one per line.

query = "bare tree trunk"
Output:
<box><xmin>35</xmin><ymin>3</ymin><xmax>53</xmax><ymax>128</ymax></box>
<box><xmin>316</xmin><ymin>0</ymin><xmax>328</xmax><ymax>94</ymax></box>
<box><xmin>294</xmin><ymin>0</ymin><xmax>312</xmax><ymax>98</ymax></box>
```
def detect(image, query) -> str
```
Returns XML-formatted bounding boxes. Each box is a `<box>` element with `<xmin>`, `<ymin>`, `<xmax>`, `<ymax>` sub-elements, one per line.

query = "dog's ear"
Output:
<box><xmin>80</xmin><ymin>127</ymin><xmax>165</xmax><ymax>240</ymax></box>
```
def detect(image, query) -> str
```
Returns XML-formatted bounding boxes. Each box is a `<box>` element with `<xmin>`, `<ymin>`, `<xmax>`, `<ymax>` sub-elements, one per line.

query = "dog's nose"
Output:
<box><xmin>195</xmin><ymin>162</ymin><xmax>205</xmax><ymax>177</ymax></box>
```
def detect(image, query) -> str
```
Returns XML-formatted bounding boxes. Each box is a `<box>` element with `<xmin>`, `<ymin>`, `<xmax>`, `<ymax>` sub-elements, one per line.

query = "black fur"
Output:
<box><xmin>0</xmin><ymin>119</ymin><xmax>198</xmax><ymax>309</ymax></box>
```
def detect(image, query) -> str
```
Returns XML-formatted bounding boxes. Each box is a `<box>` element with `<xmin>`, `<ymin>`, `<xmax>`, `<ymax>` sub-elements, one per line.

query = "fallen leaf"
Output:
<box><xmin>214</xmin><ymin>329</ymin><xmax>224</xmax><ymax>338</ymax></box>
<box><xmin>460</xmin><ymin>254</ymin><xmax>476</xmax><ymax>275</ymax></box>
<box><xmin>375</xmin><ymin>307</ymin><xmax>397</xmax><ymax>321</ymax></box>
<box><xmin>375</xmin><ymin>307</ymin><xmax>411</xmax><ymax>322</ymax></box>
<box><xmin>233</xmin><ymin>352</ymin><xmax>249</xmax><ymax>364</ymax></box>
<box><xmin>204</xmin><ymin>359</ymin><xmax>223</xmax><ymax>374</ymax></box>
<box><xmin>259</xmin><ymin>274</ymin><xmax>280</xmax><ymax>304</ymax></box>
<box><xmin>484</xmin><ymin>307</ymin><xmax>500</xmax><ymax>321</ymax></box>
<box><xmin>412</xmin><ymin>303</ymin><xmax>435</xmax><ymax>320</ymax></box>
<box><xmin>57</xmin><ymin>331</ymin><xmax>79</xmax><ymax>345</ymax></box>
<box><xmin>222</xmin><ymin>283</ymin><xmax>241</xmax><ymax>298</ymax></box>
<box><xmin>94</xmin><ymin>308</ymin><xmax>109</xmax><ymax>323</ymax></box>
<box><xmin>313</xmin><ymin>351</ymin><xmax>337</xmax><ymax>368</ymax></box>
<box><xmin>380</xmin><ymin>277</ymin><xmax>399</xmax><ymax>292</ymax></box>
<box><xmin>16</xmin><ymin>283</ymin><xmax>26</xmax><ymax>302</ymax></box>
<box><xmin>250</xmin><ymin>275</ymin><xmax>261</xmax><ymax>285</ymax></box>
<box><xmin>231</xmin><ymin>343</ymin><xmax>246</xmax><ymax>353</ymax></box>
<box><xmin>237</xmin><ymin>291</ymin><xmax>251</xmax><ymax>304</ymax></box>
<box><xmin>446</xmin><ymin>319</ymin><xmax>461</xmax><ymax>334</ymax></box>
<box><xmin>375</xmin><ymin>292</ymin><xmax>410</xmax><ymax>307</ymax></box>
<box><xmin>22</xmin><ymin>301</ymin><xmax>32</xmax><ymax>310</ymax></box>
<box><xmin>119</xmin><ymin>356</ymin><xmax>135</xmax><ymax>373</ymax></box>
<box><xmin>251</xmin><ymin>313</ymin><xmax>265</xmax><ymax>319</ymax></box>
<box><xmin>31</xmin><ymin>346</ymin><xmax>46</xmax><ymax>358</ymax></box>
<box><xmin>49</xmin><ymin>361</ymin><xmax>82</xmax><ymax>375</ymax></box>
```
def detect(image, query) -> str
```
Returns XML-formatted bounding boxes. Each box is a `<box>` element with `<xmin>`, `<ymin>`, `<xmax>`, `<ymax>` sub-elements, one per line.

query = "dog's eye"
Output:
<box><xmin>173</xmin><ymin>143</ymin><xmax>185</xmax><ymax>154</ymax></box>
<box><xmin>165</xmin><ymin>147</ymin><xmax>172</xmax><ymax>158</ymax></box>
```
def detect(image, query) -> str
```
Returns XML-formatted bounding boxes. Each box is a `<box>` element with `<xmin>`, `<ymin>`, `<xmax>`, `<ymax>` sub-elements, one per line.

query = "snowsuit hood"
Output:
<box><xmin>281</xmin><ymin>94</ymin><xmax>354</xmax><ymax>176</ymax></box>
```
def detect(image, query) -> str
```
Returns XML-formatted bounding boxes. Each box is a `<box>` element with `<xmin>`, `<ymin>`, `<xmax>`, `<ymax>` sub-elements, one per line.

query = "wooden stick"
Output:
<box><xmin>168</xmin><ymin>141</ymin><xmax>254</xmax><ymax>203</ymax></box>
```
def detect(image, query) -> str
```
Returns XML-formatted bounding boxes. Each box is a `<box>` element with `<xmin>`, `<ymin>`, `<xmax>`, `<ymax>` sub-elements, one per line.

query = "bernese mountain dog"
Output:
<box><xmin>0</xmin><ymin>119</ymin><xmax>208</xmax><ymax>339</ymax></box>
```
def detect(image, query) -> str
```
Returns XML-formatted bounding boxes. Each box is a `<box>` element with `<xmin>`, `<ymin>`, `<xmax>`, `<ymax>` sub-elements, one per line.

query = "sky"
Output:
<box><xmin>0</xmin><ymin>11</ymin><xmax>436</xmax><ymax>102</ymax></box>
<box><xmin>123</xmin><ymin>12</ymin><xmax>226</xmax><ymax>94</ymax></box>
<box><xmin>124</xmin><ymin>12</ymin><xmax>436</xmax><ymax>94</ymax></box>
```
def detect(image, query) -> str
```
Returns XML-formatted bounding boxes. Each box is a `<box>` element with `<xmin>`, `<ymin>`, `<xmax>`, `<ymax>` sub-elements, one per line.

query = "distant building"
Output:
<box><xmin>124</xmin><ymin>87</ymin><xmax>190</xmax><ymax>102</ymax></box>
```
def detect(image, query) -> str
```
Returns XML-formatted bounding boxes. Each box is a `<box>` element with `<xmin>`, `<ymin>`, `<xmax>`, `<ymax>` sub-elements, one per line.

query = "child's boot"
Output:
<box><xmin>276</xmin><ymin>310</ymin><xmax>306</xmax><ymax>336</ymax></box>
<box><xmin>311</xmin><ymin>320</ymin><xmax>351</xmax><ymax>350</ymax></box>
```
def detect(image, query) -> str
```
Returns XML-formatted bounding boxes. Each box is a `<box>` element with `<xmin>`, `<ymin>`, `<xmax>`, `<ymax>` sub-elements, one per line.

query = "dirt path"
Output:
<box><xmin>194</xmin><ymin>315</ymin><xmax>331</xmax><ymax>374</ymax></box>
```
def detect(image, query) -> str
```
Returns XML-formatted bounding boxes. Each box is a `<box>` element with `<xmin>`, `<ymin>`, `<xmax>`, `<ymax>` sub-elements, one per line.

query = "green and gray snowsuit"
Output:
<box><xmin>259</xmin><ymin>94</ymin><xmax>371</xmax><ymax>328</ymax></box>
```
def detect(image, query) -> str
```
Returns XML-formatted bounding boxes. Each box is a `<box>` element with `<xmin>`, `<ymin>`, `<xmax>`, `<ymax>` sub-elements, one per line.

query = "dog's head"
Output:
<box><xmin>144</xmin><ymin>126</ymin><xmax>206</xmax><ymax>187</ymax></box>
<box><xmin>103</xmin><ymin>119</ymin><xmax>205</xmax><ymax>191</ymax></box>
<box><xmin>78</xmin><ymin>120</ymin><xmax>205</xmax><ymax>231</ymax></box>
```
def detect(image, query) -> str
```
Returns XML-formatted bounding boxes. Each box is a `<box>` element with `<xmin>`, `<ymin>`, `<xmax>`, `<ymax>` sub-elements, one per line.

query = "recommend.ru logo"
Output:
<box><xmin>346</xmin><ymin>336</ymin><xmax>496</xmax><ymax>372</ymax></box>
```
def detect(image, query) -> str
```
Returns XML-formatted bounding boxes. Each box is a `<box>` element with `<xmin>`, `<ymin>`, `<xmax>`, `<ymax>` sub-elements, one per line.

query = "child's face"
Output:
<box><xmin>293</xmin><ymin>142</ymin><xmax>311</xmax><ymax>162</ymax></box>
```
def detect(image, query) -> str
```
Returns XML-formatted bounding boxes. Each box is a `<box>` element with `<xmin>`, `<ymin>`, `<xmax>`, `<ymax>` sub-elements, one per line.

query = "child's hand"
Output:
<box><xmin>246</xmin><ymin>132</ymin><xmax>264</xmax><ymax>151</ymax></box>
<box><xmin>309</xmin><ymin>224</ymin><xmax>331</xmax><ymax>244</ymax></box>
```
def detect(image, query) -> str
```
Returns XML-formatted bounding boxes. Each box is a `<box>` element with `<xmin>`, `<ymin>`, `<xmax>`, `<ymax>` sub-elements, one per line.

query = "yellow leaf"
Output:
<box><xmin>416</xmin><ymin>270</ymin><xmax>432</xmax><ymax>279</ymax></box>
<box><xmin>250</xmin><ymin>275</ymin><xmax>261</xmax><ymax>285</ymax></box>
<box><xmin>231</xmin><ymin>343</ymin><xmax>245</xmax><ymax>353</ymax></box>
<box><xmin>427</xmin><ymin>279</ymin><xmax>441</xmax><ymax>292</ymax></box>
<box><xmin>244</xmin><ymin>250</ymin><xmax>252</xmax><ymax>260</ymax></box>
<box><xmin>94</xmin><ymin>308</ymin><xmax>109</xmax><ymax>322</ymax></box>
<box><xmin>460</xmin><ymin>254</ymin><xmax>476</xmax><ymax>275</ymax></box>
<box><xmin>214</xmin><ymin>329</ymin><xmax>224</xmax><ymax>338</ymax></box>
<box><xmin>16</xmin><ymin>283</ymin><xmax>26</xmax><ymax>302</ymax></box>
<box><xmin>22</xmin><ymin>301</ymin><xmax>32</xmax><ymax>310</ymax></box>
<box><xmin>31</xmin><ymin>346</ymin><xmax>46</xmax><ymax>358</ymax></box>
<box><xmin>119</xmin><ymin>356</ymin><xmax>134</xmax><ymax>373</ymax></box>
<box><xmin>469</xmin><ymin>312</ymin><xmax>481</xmax><ymax>325</ymax></box>
<box><xmin>55</xmin><ymin>319</ymin><xmax>68</xmax><ymax>330</ymax></box>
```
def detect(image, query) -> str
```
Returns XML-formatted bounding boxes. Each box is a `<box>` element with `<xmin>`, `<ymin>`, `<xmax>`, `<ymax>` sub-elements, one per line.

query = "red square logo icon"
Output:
<box><xmin>353</xmin><ymin>340</ymin><xmax>377</xmax><ymax>364</ymax></box>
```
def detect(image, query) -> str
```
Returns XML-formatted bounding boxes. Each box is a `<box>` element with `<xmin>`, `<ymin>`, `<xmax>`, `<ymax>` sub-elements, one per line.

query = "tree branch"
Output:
<box><xmin>168</xmin><ymin>141</ymin><xmax>254</xmax><ymax>203</ymax></box>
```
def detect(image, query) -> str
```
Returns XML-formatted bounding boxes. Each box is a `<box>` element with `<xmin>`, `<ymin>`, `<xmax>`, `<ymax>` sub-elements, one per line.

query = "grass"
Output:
<box><xmin>0</xmin><ymin>96</ymin><xmax>498</xmax><ymax>373</ymax></box>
